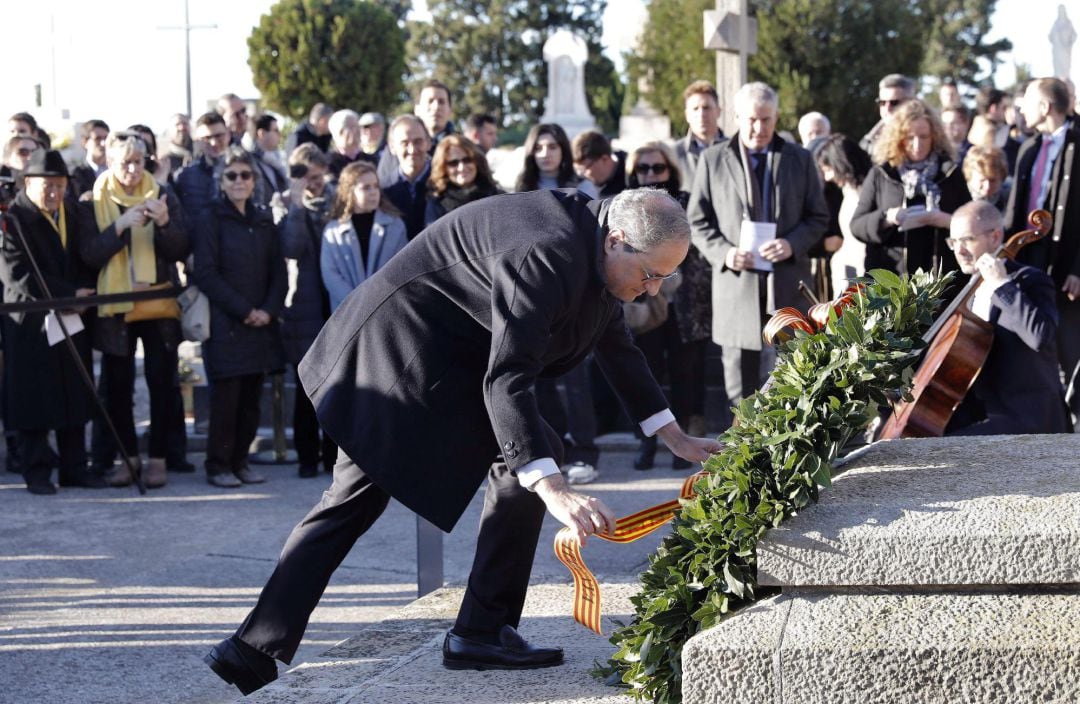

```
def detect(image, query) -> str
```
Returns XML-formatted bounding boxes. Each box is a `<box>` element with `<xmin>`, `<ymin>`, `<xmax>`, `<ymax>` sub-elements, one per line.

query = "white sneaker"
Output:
<box><xmin>565</xmin><ymin>462</ymin><xmax>598</xmax><ymax>485</ymax></box>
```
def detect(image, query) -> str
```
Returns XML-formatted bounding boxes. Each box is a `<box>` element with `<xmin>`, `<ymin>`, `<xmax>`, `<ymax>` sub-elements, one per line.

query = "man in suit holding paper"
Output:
<box><xmin>688</xmin><ymin>82</ymin><xmax>829</xmax><ymax>404</ymax></box>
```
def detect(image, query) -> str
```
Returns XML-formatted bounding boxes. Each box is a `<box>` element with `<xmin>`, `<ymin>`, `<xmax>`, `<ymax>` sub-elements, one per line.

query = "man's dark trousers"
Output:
<box><xmin>235</xmin><ymin>428</ymin><xmax>559</xmax><ymax>664</ymax></box>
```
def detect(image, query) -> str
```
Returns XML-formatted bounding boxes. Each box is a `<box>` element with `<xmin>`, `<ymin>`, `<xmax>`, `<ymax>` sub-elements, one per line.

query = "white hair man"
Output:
<box><xmin>688</xmin><ymin>81</ymin><xmax>829</xmax><ymax>405</ymax></box>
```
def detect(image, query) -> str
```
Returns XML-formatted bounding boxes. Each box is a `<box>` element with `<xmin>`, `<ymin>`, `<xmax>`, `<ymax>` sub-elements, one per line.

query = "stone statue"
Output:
<box><xmin>541</xmin><ymin>30</ymin><xmax>595</xmax><ymax>138</ymax></box>
<box><xmin>1050</xmin><ymin>4</ymin><xmax>1076</xmax><ymax>79</ymax></box>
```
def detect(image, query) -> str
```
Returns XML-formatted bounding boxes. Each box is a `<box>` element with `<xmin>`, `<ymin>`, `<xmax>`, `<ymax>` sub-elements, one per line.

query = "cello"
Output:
<box><xmin>877</xmin><ymin>208</ymin><xmax>1052</xmax><ymax>439</ymax></box>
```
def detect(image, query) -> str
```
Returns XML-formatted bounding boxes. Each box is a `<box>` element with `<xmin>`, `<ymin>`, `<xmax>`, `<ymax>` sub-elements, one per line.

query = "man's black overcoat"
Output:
<box><xmin>0</xmin><ymin>192</ymin><xmax>96</xmax><ymax>430</ymax></box>
<box><xmin>299</xmin><ymin>190</ymin><xmax>669</xmax><ymax>531</ymax></box>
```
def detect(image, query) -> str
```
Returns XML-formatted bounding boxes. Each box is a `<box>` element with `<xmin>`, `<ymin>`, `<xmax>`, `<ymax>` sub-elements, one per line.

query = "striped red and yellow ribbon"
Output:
<box><xmin>554</xmin><ymin>470</ymin><xmax>707</xmax><ymax>634</ymax></box>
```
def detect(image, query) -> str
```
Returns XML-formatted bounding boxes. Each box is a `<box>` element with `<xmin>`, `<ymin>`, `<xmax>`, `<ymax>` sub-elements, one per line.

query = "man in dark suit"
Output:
<box><xmin>205</xmin><ymin>188</ymin><xmax>722</xmax><ymax>695</ymax></box>
<box><xmin>945</xmin><ymin>201</ymin><xmax>1066</xmax><ymax>435</ymax></box>
<box><xmin>688</xmin><ymin>81</ymin><xmax>829</xmax><ymax>405</ymax></box>
<box><xmin>383</xmin><ymin>115</ymin><xmax>432</xmax><ymax>240</ymax></box>
<box><xmin>673</xmin><ymin>80</ymin><xmax>725</xmax><ymax>187</ymax></box>
<box><xmin>1005</xmin><ymin>77</ymin><xmax>1080</xmax><ymax>422</ymax></box>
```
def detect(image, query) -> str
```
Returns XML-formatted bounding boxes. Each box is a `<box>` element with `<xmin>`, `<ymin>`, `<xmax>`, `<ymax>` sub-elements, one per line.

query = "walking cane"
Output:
<box><xmin>0</xmin><ymin>209</ymin><xmax>147</xmax><ymax>494</ymax></box>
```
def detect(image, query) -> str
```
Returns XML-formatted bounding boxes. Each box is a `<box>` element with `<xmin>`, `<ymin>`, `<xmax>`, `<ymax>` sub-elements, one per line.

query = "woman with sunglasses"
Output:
<box><xmin>624</xmin><ymin>142</ymin><xmax>712</xmax><ymax>470</ymax></box>
<box><xmin>192</xmin><ymin>147</ymin><xmax>286</xmax><ymax>488</ymax></box>
<box><xmin>321</xmin><ymin>160</ymin><xmax>407</xmax><ymax>312</ymax></box>
<box><xmin>851</xmin><ymin>99</ymin><xmax>970</xmax><ymax>278</ymax></box>
<box><xmin>425</xmin><ymin>135</ymin><xmax>501</xmax><ymax>225</ymax></box>
<box><xmin>79</xmin><ymin>131</ymin><xmax>189</xmax><ymax>489</ymax></box>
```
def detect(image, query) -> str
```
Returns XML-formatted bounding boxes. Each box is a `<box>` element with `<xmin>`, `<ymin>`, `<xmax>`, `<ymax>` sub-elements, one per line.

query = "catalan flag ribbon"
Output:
<box><xmin>554</xmin><ymin>470</ymin><xmax>707</xmax><ymax>635</ymax></box>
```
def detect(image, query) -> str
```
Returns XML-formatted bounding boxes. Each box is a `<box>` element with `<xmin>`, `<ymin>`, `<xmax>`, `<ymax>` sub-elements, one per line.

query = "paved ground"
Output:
<box><xmin>0</xmin><ymin>444</ymin><xmax>696</xmax><ymax>704</ymax></box>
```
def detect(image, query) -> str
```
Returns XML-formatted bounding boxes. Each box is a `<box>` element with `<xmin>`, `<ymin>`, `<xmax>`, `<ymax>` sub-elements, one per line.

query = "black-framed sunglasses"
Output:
<box><xmin>446</xmin><ymin>157</ymin><xmax>474</xmax><ymax>169</ymax></box>
<box><xmin>621</xmin><ymin>242</ymin><xmax>680</xmax><ymax>283</ymax></box>
<box><xmin>634</xmin><ymin>163</ymin><xmax>669</xmax><ymax>176</ymax></box>
<box><xmin>877</xmin><ymin>98</ymin><xmax>904</xmax><ymax>108</ymax></box>
<box><xmin>223</xmin><ymin>170</ymin><xmax>254</xmax><ymax>182</ymax></box>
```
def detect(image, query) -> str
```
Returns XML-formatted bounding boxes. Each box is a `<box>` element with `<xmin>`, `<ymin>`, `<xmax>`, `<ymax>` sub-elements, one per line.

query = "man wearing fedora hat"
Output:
<box><xmin>0</xmin><ymin>150</ymin><xmax>103</xmax><ymax>494</ymax></box>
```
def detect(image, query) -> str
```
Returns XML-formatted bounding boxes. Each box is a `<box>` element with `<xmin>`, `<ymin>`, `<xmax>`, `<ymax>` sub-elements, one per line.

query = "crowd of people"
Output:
<box><xmin>1</xmin><ymin>69</ymin><xmax>1076</xmax><ymax>495</ymax></box>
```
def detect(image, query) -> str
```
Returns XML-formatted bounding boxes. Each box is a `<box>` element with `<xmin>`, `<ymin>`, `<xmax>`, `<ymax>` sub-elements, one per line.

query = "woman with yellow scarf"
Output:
<box><xmin>78</xmin><ymin>132</ymin><xmax>189</xmax><ymax>489</ymax></box>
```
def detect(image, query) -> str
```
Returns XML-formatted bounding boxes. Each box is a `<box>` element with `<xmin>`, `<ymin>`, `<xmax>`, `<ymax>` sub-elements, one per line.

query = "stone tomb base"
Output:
<box><xmin>681</xmin><ymin>435</ymin><xmax>1080</xmax><ymax>704</ymax></box>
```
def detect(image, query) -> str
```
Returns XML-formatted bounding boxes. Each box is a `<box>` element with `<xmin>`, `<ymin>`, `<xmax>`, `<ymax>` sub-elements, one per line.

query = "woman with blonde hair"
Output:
<box><xmin>850</xmin><ymin>99</ymin><xmax>970</xmax><ymax>277</ymax></box>
<box><xmin>425</xmin><ymin>135</ymin><xmax>501</xmax><ymax>225</ymax></box>
<box><xmin>79</xmin><ymin>131</ymin><xmax>189</xmax><ymax>488</ymax></box>
<box><xmin>321</xmin><ymin>160</ymin><xmax>407</xmax><ymax>312</ymax></box>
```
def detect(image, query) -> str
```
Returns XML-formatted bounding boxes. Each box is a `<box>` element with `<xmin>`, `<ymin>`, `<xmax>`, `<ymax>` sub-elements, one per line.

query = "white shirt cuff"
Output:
<box><xmin>516</xmin><ymin>457</ymin><xmax>561</xmax><ymax>490</ymax></box>
<box><xmin>640</xmin><ymin>409</ymin><xmax>676</xmax><ymax>437</ymax></box>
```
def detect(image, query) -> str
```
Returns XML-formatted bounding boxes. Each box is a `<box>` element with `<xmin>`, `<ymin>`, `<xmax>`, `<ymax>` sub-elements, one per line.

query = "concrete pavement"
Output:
<box><xmin>0</xmin><ymin>441</ymin><xmax>695</xmax><ymax>704</ymax></box>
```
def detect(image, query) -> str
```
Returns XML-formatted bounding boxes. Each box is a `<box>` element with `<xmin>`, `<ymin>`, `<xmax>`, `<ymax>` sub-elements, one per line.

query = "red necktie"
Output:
<box><xmin>1027</xmin><ymin>138</ymin><xmax>1052</xmax><ymax>214</ymax></box>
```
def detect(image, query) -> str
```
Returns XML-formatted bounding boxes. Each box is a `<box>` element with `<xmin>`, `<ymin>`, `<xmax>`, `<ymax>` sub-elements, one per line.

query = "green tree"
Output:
<box><xmin>406</xmin><ymin>1</ymin><xmax>624</xmax><ymax>133</ymax></box>
<box><xmin>750</xmin><ymin>0</ymin><xmax>925</xmax><ymax>138</ymax></box>
<box><xmin>247</xmin><ymin>0</ymin><xmax>406</xmax><ymax>121</ymax></box>
<box><xmin>626</xmin><ymin>0</ymin><xmax>713</xmax><ymax>138</ymax></box>
<box><xmin>918</xmin><ymin>0</ymin><xmax>1012</xmax><ymax>86</ymax></box>
<box><xmin>631</xmin><ymin>0</ymin><xmax>1013</xmax><ymax>142</ymax></box>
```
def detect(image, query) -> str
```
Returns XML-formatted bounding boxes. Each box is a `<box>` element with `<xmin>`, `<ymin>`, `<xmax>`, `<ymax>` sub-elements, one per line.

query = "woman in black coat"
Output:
<box><xmin>193</xmin><ymin>147</ymin><xmax>286</xmax><ymax>487</ymax></box>
<box><xmin>79</xmin><ymin>132</ymin><xmax>189</xmax><ymax>490</ymax></box>
<box><xmin>850</xmin><ymin>99</ymin><xmax>970</xmax><ymax>278</ymax></box>
<box><xmin>279</xmin><ymin>144</ymin><xmax>337</xmax><ymax>478</ymax></box>
<box><xmin>624</xmin><ymin>141</ymin><xmax>712</xmax><ymax>470</ymax></box>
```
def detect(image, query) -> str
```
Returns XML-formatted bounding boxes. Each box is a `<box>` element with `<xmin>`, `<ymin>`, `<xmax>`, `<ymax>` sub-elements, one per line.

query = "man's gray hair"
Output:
<box><xmin>328</xmin><ymin>109</ymin><xmax>359</xmax><ymax>137</ymax></box>
<box><xmin>952</xmin><ymin>199</ymin><xmax>1004</xmax><ymax>234</ymax></box>
<box><xmin>734</xmin><ymin>82</ymin><xmax>778</xmax><ymax>115</ymax></box>
<box><xmin>879</xmin><ymin>73</ymin><xmax>916</xmax><ymax>97</ymax></box>
<box><xmin>607</xmin><ymin>189</ymin><xmax>690</xmax><ymax>252</ymax></box>
<box><xmin>387</xmin><ymin>113</ymin><xmax>430</xmax><ymax>139</ymax></box>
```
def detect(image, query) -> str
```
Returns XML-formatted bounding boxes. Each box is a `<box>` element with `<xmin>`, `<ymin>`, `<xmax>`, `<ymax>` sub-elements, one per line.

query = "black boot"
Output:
<box><xmin>633</xmin><ymin>436</ymin><xmax>657</xmax><ymax>471</ymax></box>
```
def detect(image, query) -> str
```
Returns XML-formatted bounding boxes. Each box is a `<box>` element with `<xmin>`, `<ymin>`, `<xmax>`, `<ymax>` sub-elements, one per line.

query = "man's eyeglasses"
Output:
<box><xmin>944</xmin><ymin>231</ymin><xmax>993</xmax><ymax>250</ymax></box>
<box><xmin>223</xmin><ymin>170</ymin><xmax>253</xmax><ymax>182</ymax></box>
<box><xmin>634</xmin><ymin>163</ymin><xmax>669</xmax><ymax>176</ymax></box>
<box><xmin>446</xmin><ymin>157</ymin><xmax>474</xmax><ymax>169</ymax></box>
<box><xmin>622</xmin><ymin>242</ymin><xmax>680</xmax><ymax>283</ymax></box>
<box><xmin>877</xmin><ymin>98</ymin><xmax>904</xmax><ymax>108</ymax></box>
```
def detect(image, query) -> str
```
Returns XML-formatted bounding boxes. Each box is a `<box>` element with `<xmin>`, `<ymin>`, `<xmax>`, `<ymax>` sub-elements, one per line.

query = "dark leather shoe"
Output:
<box><xmin>672</xmin><ymin>456</ymin><xmax>693</xmax><ymax>470</ymax></box>
<box><xmin>634</xmin><ymin>437</ymin><xmax>657</xmax><ymax>471</ymax></box>
<box><xmin>26</xmin><ymin>480</ymin><xmax>57</xmax><ymax>495</ymax></box>
<box><xmin>59</xmin><ymin>472</ymin><xmax>108</xmax><ymax>489</ymax></box>
<box><xmin>205</xmin><ymin>636</ymin><xmax>277</xmax><ymax>695</ymax></box>
<box><xmin>207</xmin><ymin>472</ymin><xmax>242</xmax><ymax>488</ymax></box>
<box><xmin>442</xmin><ymin>625</ymin><xmax>563</xmax><ymax>670</ymax></box>
<box><xmin>168</xmin><ymin>460</ymin><xmax>196</xmax><ymax>474</ymax></box>
<box><xmin>298</xmin><ymin>463</ymin><xmax>318</xmax><ymax>478</ymax></box>
<box><xmin>234</xmin><ymin>466</ymin><xmax>266</xmax><ymax>484</ymax></box>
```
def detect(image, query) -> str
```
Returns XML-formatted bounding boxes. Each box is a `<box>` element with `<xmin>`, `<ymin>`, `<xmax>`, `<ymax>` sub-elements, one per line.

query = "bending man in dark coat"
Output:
<box><xmin>205</xmin><ymin>188</ymin><xmax>722</xmax><ymax>695</ymax></box>
<box><xmin>945</xmin><ymin>200</ymin><xmax>1067</xmax><ymax>435</ymax></box>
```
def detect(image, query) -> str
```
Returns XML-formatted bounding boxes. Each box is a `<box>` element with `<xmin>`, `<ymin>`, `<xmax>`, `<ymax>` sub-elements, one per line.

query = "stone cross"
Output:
<box><xmin>704</xmin><ymin>0</ymin><xmax>758</xmax><ymax>136</ymax></box>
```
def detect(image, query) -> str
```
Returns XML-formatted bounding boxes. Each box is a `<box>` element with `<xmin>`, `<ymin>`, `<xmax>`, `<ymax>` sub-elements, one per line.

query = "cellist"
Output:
<box><xmin>945</xmin><ymin>200</ymin><xmax>1068</xmax><ymax>435</ymax></box>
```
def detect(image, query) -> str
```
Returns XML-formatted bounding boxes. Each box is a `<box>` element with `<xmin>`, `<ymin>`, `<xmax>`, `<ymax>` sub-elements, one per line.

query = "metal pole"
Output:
<box><xmin>184</xmin><ymin>0</ymin><xmax>193</xmax><ymax>118</ymax></box>
<box><xmin>416</xmin><ymin>515</ymin><xmax>444</xmax><ymax>597</ymax></box>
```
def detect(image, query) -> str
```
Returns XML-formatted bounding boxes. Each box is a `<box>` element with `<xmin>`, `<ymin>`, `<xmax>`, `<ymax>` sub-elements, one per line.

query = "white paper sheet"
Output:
<box><xmin>739</xmin><ymin>220</ymin><xmax>778</xmax><ymax>272</ymax></box>
<box><xmin>45</xmin><ymin>312</ymin><xmax>84</xmax><ymax>347</ymax></box>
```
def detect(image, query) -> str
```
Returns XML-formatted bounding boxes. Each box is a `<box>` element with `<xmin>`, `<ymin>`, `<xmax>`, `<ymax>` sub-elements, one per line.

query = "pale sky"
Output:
<box><xmin>0</xmin><ymin>0</ymin><xmax>1061</xmax><ymax>141</ymax></box>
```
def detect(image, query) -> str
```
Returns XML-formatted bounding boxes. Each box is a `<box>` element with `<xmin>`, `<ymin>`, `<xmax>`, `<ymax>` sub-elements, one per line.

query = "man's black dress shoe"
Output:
<box><xmin>205</xmin><ymin>636</ymin><xmax>278</xmax><ymax>695</ymax></box>
<box><xmin>58</xmin><ymin>472</ymin><xmax>108</xmax><ymax>489</ymax></box>
<box><xmin>442</xmin><ymin>624</ymin><xmax>563</xmax><ymax>670</ymax></box>
<box><xmin>634</xmin><ymin>436</ymin><xmax>657</xmax><ymax>471</ymax></box>
<box><xmin>169</xmin><ymin>460</ymin><xmax>197</xmax><ymax>474</ymax></box>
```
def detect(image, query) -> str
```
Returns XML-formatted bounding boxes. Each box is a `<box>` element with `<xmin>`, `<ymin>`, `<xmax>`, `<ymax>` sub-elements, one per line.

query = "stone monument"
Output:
<box><xmin>682</xmin><ymin>435</ymin><xmax>1080</xmax><ymax>703</ymax></box>
<box><xmin>703</xmin><ymin>0</ymin><xmax>757</xmax><ymax>137</ymax></box>
<box><xmin>1050</xmin><ymin>4</ymin><xmax>1076</xmax><ymax>79</ymax></box>
<box><xmin>618</xmin><ymin>72</ymin><xmax>672</xmax><ymax>149</ymax></box>
<box><xmin>541</xmin><ymin>30</ymin><xmax>595</xmax><ymax>139</ymax></box>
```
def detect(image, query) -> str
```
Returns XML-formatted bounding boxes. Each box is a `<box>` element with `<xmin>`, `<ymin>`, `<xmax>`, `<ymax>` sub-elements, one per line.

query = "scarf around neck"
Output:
<box><xmin>93</xmin><ymin>170</ymin><xmax>161</xmax><ymax>316</ymax></box>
